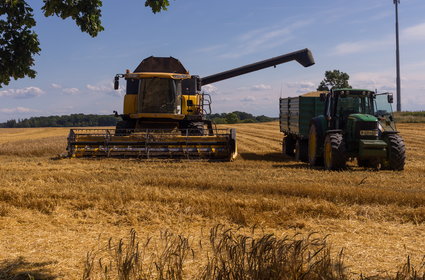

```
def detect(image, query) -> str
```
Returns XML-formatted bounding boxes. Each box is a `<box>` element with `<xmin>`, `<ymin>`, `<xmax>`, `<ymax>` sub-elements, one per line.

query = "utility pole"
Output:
<box><xmin>394</xmin><ymin>0</ymin><xmax>401</xmax><ymax>112</ymax></box>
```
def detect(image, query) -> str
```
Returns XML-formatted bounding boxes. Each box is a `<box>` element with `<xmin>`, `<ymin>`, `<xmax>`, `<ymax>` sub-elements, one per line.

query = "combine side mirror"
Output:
<box><xmin>387</xmin><ymin>93</ymin><xmax>394</xmax><ymax>103</ymax></box>
<box><xmin>320</xmin><ymin>93</ymin><xmax>326</xmax><ymax>102</ymax></box>
<box><xmin>114</xmin><ymin>75</ymin><xmax>120</xmax><ymax>90</ymax></box>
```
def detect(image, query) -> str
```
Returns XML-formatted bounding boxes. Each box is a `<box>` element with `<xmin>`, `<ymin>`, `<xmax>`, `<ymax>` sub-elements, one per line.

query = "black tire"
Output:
<box><xmin>382</xmin><ymin>134</ymin><xmax>406</xmax><ymax>171</ymax></box>
<box><xmin>282</xmin><ymin>135</ymin><xmax>295</xmax><ymax>156</ymax></box>
<box><xmin>323</xmin><ymin>132</ymin><xmax>347</xmax><ymax>170</ymax></box>
<box><xmin>308</xmin><ymin>124</ymin><xmax>323</xmax><ymax>166</ymax></box>
<box><xmin>182</xmin><ymin>122</ymin><xmax>205</xmax><ymax>136</ymax></box>
<box><xmin>295</xmin><ymin>139</ymin><xmax>309</xmax><ymax>162</ymax></box>
<box><xmin>115</xmin><ymin>120</ymin><xmax>134</xmax><ymax>136</ymax></box>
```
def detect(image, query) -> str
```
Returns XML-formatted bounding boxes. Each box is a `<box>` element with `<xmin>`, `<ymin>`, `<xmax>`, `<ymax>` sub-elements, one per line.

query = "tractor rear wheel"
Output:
<box><xmin>308</xmin><ymin>124</ymin><xmax>323</xmax><ymax>166</ymax></box>
<box><xmin>295</xmin><ymin>139</ymin><xmax>308</xmax><ymax>162</ymax></box>
<box><xmin>381</xmin><ymin>134</ymin><xmax>406</xmax><ymax>171</ymax></box>
<box><xmin>323</xmin><ymin>132</ymin><xmax>347</xmax><ymax>170</ymax></box>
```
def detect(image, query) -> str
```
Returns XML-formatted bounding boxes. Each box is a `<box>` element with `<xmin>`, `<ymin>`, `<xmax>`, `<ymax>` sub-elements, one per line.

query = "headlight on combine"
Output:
<box><xmin>360</xmin><ymin>130</ymin><xmax>379</xmax><ymax>137</ymax></box>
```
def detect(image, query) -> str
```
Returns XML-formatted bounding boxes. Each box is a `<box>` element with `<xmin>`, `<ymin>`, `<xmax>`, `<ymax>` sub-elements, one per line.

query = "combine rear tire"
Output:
<box><xmin>323</xmin><ymin>132</ymin><xmax>347</xmax><ymax>170</ymax></box>
<box><xmin>382</xmin><ymin>134</ymin><xmax>405</xmax><ymax>171</ymax></box>
<box><xmin>282</xmin><ymin>135</ymin><xmax>295</xmax><ymax>156</ymax></box>
<box><xmin>308</xmin><ymin>124</ymin><xmax>323</xmax><ymax>166</ymax></box>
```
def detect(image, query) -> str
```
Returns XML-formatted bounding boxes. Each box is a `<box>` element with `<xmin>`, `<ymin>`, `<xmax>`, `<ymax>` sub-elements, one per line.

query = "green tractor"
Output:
<box><xmin>308</xmin><ymin>88</ymin><xmax>405</xmax><ymax>170</ymax></box>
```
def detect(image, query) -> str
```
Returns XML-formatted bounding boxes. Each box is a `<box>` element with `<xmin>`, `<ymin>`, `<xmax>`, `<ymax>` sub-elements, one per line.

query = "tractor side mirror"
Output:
<box><xmin>320</xmin><ymin>93</ymin><xmax>326</xmax><ymax>102</ymax></box>
<box><xmin>387</xmin><ymin>93</ymin><xmax>394</xmax><ymax>103</ymax></box>
<box><xmin>114</xmin><ymin>76</ymin><xmax>120</xmax><ymax>90</ymax></box>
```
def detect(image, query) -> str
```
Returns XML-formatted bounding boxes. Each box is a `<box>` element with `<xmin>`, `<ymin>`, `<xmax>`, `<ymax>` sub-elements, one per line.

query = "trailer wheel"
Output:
<box><xmin>295</xmin><ymin>139</ymin><xmax>308</xmax><ymax>162</ymax></box>
<box><xmin>308</xmin><ymin>124</ymin><xmax>323</xmax><ymax>166</ymax></box>
<box><xmin>381</xmin><ymin>134</ymin><xmax>405</xmax><ymax>171</ymax></box>
<box><xmin>282</xmin><ymin>135</ymin><xmax>295</xmax><ymax>156</ymax></box>
<box><xmin>323</xmin><ymin>132</ymin><xmax>347</xmax><ymax>170</ymax></box>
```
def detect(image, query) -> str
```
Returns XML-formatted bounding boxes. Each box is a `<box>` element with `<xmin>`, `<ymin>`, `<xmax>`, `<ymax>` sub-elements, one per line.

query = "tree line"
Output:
<box><xmin>207</xmin><ymin>111</ymin><xmax>276</xmax><ymax>124</ymax></box>
<box><xmin>0</xmin><ymin>112</ymin><xmax>276</xmax><ymax>128</ymax></box>
<box><xmin>0</xmin><ymin>114</ymin><xmax>118</xmax><ymax>128</ymax></box>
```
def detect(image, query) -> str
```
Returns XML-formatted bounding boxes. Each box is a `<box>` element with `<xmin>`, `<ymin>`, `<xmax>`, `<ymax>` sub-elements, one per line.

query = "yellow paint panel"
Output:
<box><xmin>182</xmin><ymin>94</ymin><xmax>201</xmax><ymax>115</ymax></box>
<box><xmin>123</xmin><ymin>94</ymin><xmax>138</xmax><ymax>115</ymax></box>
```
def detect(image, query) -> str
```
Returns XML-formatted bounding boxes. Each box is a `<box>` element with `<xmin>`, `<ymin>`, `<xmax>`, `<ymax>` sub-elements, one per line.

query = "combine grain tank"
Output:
<box><xmin>68</xmin><ymin>48</ymin><xmax>315</xmax><ymax>160</ymax></box>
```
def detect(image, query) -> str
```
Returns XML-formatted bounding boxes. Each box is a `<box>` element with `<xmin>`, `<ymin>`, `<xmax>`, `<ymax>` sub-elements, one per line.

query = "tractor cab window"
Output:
<box><xmin>374</xmin><ymin>94</ymin><xmax>393</xmax><ymax>117</ymax></box>
<box><xmin>336</xmin><ymin>95</ymin><xmax>373</xmax><ymax>119</ymax></box>
<box><xmin>138</xmin><ymin>78</ymin><xmax>182</xmax><ymax>113</ymax></box>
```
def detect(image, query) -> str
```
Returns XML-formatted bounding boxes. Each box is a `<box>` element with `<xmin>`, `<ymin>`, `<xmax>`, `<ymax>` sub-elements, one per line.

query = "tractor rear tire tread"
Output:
<box><xmin>324</xmin><ymin>133</ymin><xmax>347</xmax><ymax>170</ymax></box>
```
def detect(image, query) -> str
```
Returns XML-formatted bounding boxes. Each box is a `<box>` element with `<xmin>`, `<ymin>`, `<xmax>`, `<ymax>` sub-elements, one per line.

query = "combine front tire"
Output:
<box><xmin>382</xmin><ymin>134</ymin><xmax>406</xmax><ymax>171</ymax></box>
<box><xmin>115</xmin><ymin>120</ymin><xmax>134</xmax><ymax>136</ymax></box>
<box><xmin>323</xmin><ymin>132</ymin><xmax>347</xmax><ymax>170</ymax></box>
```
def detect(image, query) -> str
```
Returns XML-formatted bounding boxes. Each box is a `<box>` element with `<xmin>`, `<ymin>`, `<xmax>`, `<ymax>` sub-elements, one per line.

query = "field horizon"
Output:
<box><xmin>0</xmin><ymin>121</ymin><xmax>424</xmax><ymax>279</ymax></box>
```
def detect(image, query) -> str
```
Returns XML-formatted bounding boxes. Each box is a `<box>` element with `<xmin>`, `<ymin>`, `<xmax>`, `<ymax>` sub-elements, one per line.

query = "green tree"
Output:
<box><xmin>225</xmin><ymin>113</ymin><xmax>239</xmax><ymax>124</ymax></box>
<box><xmin>317</xmin><ymin>70</ymin><xmax>351</xmax><ymax>91</ymax></box>
<box><xmin>0</xmin><ymin>0</ymin><xmax>172</xmax><ymax>87</ymax></box>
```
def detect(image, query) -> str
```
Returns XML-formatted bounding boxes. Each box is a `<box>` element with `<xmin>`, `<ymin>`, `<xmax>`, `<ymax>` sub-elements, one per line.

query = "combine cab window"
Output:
<box><xmin>138</xmin><ymin>78</ymin><xmax>182</xmax><ymax>113</ymax></box>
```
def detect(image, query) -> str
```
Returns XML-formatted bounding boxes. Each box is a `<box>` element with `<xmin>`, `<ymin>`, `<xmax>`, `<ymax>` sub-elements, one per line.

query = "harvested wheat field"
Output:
<box><xmin>0</xmin><ymin>122</ymin><xmax>424</xmax><ymax>279</ymax></box>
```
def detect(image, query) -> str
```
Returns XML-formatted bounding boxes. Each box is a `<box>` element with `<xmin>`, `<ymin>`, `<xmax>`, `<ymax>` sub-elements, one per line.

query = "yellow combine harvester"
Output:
<box><xmin>67</xmin><ymin>48</ymin><xmax>315</xmax><ymax>160</ymax></box>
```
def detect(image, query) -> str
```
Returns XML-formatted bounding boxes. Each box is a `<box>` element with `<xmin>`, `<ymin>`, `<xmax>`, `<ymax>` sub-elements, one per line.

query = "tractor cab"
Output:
<box><xmin>322</xmin><ymin>89</ymin><xmax>376</xmax><ymax>130</ymax></box>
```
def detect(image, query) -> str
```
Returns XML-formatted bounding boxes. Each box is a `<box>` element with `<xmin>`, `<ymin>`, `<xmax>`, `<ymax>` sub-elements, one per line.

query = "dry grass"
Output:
<box><xmin>0</xmin><ymin>122</ymin><xmax>424</xmax><ymax>279</ymax></box>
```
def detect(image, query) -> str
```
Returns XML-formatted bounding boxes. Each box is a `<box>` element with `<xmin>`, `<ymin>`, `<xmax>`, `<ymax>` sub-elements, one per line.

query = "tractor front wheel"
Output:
<box><xmin>323</xmin><ymin>132</ymin><xmax>347</xmax><ymax>170</ymax></box>
<box><xmin>382</xmin><ymin>134</ymin><xmax>406</xmax><ymax>171</ymax></box>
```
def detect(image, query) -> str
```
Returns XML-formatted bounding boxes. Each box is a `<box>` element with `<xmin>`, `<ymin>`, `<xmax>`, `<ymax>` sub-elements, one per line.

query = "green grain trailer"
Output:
<box><xmin>279</xmin><ymin>91</ymin><xmax>326</xmax><ymax>162</ymax></box>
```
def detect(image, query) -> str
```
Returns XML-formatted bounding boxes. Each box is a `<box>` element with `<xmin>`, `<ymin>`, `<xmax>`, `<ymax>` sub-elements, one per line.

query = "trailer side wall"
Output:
<box><xmin>279</xmin><ymin>95</ymin><xmax>324</xmax><ymax>138</ymax></box>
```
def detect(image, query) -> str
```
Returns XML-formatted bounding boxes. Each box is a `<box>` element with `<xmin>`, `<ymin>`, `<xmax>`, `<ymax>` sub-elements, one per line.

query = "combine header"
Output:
<box><xmin>67</xmin><ymin>48</ymin><xmax>315</xmax><ymax>160</ymax></box>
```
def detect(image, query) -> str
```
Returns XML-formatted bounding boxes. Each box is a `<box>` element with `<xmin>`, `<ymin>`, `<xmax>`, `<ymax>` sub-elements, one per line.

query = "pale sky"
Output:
<box><xmin>1</xmin><ymin>0</ymin><xmax>424</xmax><ymax>122</ymax></box>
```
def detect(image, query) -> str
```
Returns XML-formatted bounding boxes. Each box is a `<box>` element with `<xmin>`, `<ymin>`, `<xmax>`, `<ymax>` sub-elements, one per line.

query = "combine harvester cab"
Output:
<box><xmin>68</xmin><ymin>49</ymin><xmax>315</xmax><ymax>160</ymax></box>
